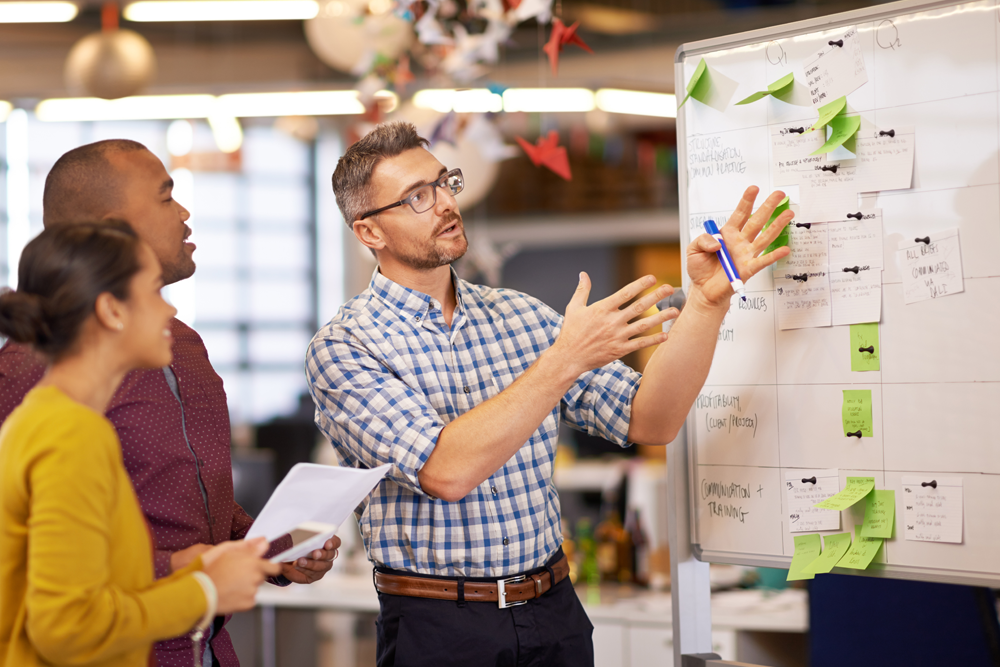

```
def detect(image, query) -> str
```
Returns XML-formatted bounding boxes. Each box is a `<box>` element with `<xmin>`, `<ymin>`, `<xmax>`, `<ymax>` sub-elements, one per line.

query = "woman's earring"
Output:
<box><xmin>116</xmin><ymin>322</ymin><xmax>124</xmax><ymax>331</ymax></box>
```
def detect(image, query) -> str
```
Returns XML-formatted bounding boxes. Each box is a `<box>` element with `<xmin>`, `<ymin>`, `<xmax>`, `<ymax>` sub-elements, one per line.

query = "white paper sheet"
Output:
<box><xmin>830</xmin><ymin>268</ymin><xmax>882</xmax><ymax>325</ymax></box>
<box><xmin>776</xmin><ymin>222</ymin><xmax>829</xmax><ymax>271</ymax></box>
<box><xmin>775</xmin><ymin>269</ymin><xmax>831</xmax><ymax>330</ymax></box>
<box><xmin>902</xmin><ymin>476</ymin><xmax>964</xmax><ymax>544</ymax></box>
<box><xmin>798</xmin><ymin>163</ymin><xmax>861</xmax><ymax>222</ymax></box>
<box><xmin>245</xmin><ymin>463</ymin><xmax>392</xmax><ymax>562</ymax></box>
<box><xmin>802</xmin><ymin>26</ymin><xmax>869</xmax><ymax>107</ymax></box>
<box><xmin>771</xmin><ymin>125</ymin><xmax>826</xmax><ymax>185</ymax></box>
<box><xmin>897</xmin><ymin>228</ymin><xmax>965</xmax><ymax>304</ymax></box>
<box><xmin>786</xmin><ymin>469</ymin><xmax>841</xmax><ymax>533</ymax></box>
<box><xmin>828</xmin><ymin>211</ymin><xmax>884</xmax><ymax>269</ymax></box>
<box><xmin>856</xmin><ymin>126</ymin><xmax>915</xmax><ymax>192</ymax></box>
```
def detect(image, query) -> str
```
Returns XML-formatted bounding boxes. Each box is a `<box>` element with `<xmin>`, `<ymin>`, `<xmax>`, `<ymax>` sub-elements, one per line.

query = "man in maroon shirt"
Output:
<box><xmin>0</xmin><ymin>140</ymin><xmax>340</xmax><ymax>667</ymax></box>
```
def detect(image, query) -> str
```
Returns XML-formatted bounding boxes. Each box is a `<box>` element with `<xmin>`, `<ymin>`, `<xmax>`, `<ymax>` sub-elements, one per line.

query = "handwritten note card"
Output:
<box><xmin>837</xmin><ymin>524</ymin><xmax>884</xmax><ymax>570</ymax></box>
<box><xmin>842</xmin><ymin>389</ymin><xmax>873</xmax><ymax>437</ymax></box>
<box><xmin>771</xmin><ymin>125</ymin><xmax>826</xmax><ymax>185</ymax></box>
<box><xmin>786</xmin><ymin>469</ymin><xmax>841</xmax><ymax>533</ymax></box>
<box><xmin>830</xmin><ymin>269</ymin><xmax>882</xmax><ymax>326</ymax></box>
<box><xmin>902</xmin><ymin>476</ymin><xmax>964</xmax><ymax>544</ymax></box>
<box><xmin>815</xmin><ymin>476</ymin><xmax>874</xmax><ymax>511</ymax></box>
<box><xmin>861</xmin><ymin>489</ymin><xmax>894</xmax><ymax>538</ymax></box>
<box><xmin>803</xmin><ymin>27</ymin><xmax>868</xmax><ymax>106</ymax></box>
<box><xmin>828</xmin><ymin>211</ymin><xmax>883</xmax><ymax>270</ymax></box>
<box><xmin>787</xmin><ymin>533</ymin><xmax>823</xmax><ymax>581</ymax></box>
<box><xmin>801</xmin><ymin>532</ymin><xmax>853</xmax><ymax>575</ymax></box>
<box><xmin>775</xmin><ymin>270</ymin><xmax>831</xmax><ymax>330</ymax></box>
<box><xmin>856</xmin><ymin>126</ymin><xmax>915</xmax><ymax>192</ymax></box>
<box><xmin>850</xmin><ymin>322</ymin><xmax>880</xmax><ymax>372</ymax></box>
<box><xmin>799</xmin><ymin>163</ymin><xmax>860</xmax><ymax>222</ymax></box>
<box><xmin>777</xmin><ymin>222</ymin><xmax>828</xmax><ymax>271</ymax></box>
<box><xmin>897</xmin><ymin>229</ymin><xmax>965</xmax><ymax>305</ymax></box>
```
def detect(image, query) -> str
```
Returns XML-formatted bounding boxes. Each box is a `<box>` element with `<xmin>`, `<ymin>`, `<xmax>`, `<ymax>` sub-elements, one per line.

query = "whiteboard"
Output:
<box><xmin>677</xmin><ymin>0</ymin><xmax>1000</xmax><ymax>587</ymax></box>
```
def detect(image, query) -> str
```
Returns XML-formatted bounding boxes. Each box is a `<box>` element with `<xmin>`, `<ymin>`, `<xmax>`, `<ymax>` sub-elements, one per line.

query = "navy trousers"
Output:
<box><xmin>375</xmin><ymin>557</ymin><xmax>594</xmax><ymax>667</ymax></box>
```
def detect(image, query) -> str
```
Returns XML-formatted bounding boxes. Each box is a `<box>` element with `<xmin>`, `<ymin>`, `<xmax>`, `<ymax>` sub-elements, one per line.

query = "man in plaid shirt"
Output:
<box><xmin>306</xmin><ymin>121</ymin><xmax>792</xmax><ymax>667</ymax></box>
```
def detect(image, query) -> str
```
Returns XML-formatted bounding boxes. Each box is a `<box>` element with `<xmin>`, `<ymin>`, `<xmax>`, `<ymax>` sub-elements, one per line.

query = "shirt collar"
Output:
<box><xmin>370</xmin><ymin>266</ymin><xmax>467</xmax><ymax>322</ymax></box>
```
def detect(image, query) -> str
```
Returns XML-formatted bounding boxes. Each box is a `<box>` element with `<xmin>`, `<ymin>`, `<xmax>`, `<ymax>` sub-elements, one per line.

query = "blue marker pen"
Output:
<box><xmin>703</xmin><ymin>220</ymin><xmax>746</xmax><ymax>302</ymax></box>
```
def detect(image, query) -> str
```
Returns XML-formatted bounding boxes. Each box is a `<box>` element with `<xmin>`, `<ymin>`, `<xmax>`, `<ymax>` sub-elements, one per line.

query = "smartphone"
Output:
<box><xmin>267</xmin><ymin>521</ymin><xmax>337</xmax><ymax>564</ymax></box>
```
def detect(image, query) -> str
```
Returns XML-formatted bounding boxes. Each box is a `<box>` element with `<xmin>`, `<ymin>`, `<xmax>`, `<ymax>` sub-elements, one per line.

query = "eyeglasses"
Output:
<box><xmin>359</xmin><ymin>168</ymin><xmax>464</xmax><ymax>220</ymax></box>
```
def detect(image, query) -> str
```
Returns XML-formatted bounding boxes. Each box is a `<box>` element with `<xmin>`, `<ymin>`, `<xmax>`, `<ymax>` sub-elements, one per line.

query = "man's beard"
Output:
<box><xmin>396</xmin><ymin>214</ymin><xmax>468</xmax><ymax>270</ymax></box>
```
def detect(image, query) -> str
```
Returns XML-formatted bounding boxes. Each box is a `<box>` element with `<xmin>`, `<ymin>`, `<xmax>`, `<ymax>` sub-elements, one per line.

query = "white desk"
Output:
<box><xmin>255</xmin><ymin>574</ymin><xmax>808</xmax><ymax>667</ymax></box>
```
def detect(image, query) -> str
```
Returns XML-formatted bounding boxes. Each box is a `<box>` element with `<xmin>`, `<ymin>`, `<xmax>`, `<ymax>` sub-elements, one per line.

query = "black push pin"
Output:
<box><xmin>829</xmin><ymin>39</ymin><xmax>844</xmax><ymax>47</ymax></box>
<box><xmin>822</xmin><ymin>164</ymin><xmax>839</xmax><ymax>173</ymax></box>
<box><xmin>788</xmin><ymin>127</ymin><xmax>806</xmax><ymax>134</ymax></box>
<box><xmin>795</xmin><ymin>222</ymin><xmax>812</xmax><ymax>229</ymax></box>
<box><xmin>843</xmin><ymin>266</ymin><xmax>860</xmax><ymax>274</ymax></box>
<box><xmin>792</xmin><ymin>273</ymin><xmax>809</xmax><ymax>282</ymax></box>
<box><xmin>915</xmin><ymin>236</ymin><xmax>931</xmax><ymax>245</ymax></box>
<box><xmin>879</xmin><ymin>129</ymin><xmax>895</xmax><ymax>138</ymax></box>
<box><xmin>847</xmin><ymin>212</ymin><xmax>863</xmax><ymax>220</ymax></box>
<box><xmin>859</xmin><ymin>345</ymin><xmax>875</xmax><ymax>354</ymax></box>
<box><xmin>846</xmin><ymin>430</ymin><xmax>863</xmax><ymax>438</ymax></box>
<box><xmin>921</xmin><ymin>480</ymin><xmax>938</xmax><ymax>489</ymax></box>
<box><xmin>802</xmin><ymin>476</ymin><xmax>817</xmax><ymax>485</ymax></box>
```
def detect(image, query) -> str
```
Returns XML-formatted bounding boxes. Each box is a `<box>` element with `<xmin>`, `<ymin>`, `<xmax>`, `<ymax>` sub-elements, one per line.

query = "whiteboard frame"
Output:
<box><xmin>675</xmin><ymin>0</ymin><xmax>1000</xmax><ymax>589</ymax></box>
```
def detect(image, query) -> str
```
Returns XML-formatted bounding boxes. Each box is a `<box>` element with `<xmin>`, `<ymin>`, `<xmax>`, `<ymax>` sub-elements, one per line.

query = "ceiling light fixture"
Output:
<box><xmin>216</xmin><ymin>91</ymin><xmax>364</xmax><ymax>117</ymax></box>
<box><xmin>502</xmin><ymin>88</ymin><xmax>595</xmax><ymax>113</ymax></box>
<box><xmin>413</xmin><ymin>89</ymin><xmax>502</xmax><ymax>114</ymax></box>
<box><xmin>595</xmin><ymin>89</ymin><xmax>677</xmax><ymax>118</ymax></box>
<box><xmin>123</xmin><ymin>0</ymin><xmax>319</xmax><ymax>22</ymax></box>
<box><xmin>0</xmin><ymin>1</ymin><xmax>78</xmax><ymax>22</ymax></box>
<box><xmin>0</xmin><ymin>102</ymin><xmax>12</xmax><ymax>122</ymax></box>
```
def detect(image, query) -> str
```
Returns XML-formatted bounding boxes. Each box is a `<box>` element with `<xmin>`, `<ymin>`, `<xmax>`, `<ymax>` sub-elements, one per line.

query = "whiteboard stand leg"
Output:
<box><xmin>668</xmin><ymin>424</ymin><xmax>714</xmax><ymax>666</ymax></box>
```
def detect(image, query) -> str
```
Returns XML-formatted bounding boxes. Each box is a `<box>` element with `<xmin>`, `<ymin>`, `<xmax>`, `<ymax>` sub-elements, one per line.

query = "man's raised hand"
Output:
<box><xmin>686</xmin><ymin>186</ymin><xmax>794</xmax><ymax>307</ymax></box>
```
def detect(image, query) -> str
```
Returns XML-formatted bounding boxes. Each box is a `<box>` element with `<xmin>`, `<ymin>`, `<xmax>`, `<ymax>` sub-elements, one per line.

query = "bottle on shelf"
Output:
<box><xmin>624</xmin><ymin>508</ymin><xmax>649</xmax><ymax>586</ymax></box>
<box><xmin>575</xmin><ymin>517</ymin><xmax>601</xmax><ymax>587</ymax></box>
<box><xmin>594</xmin><ymin>506</ymin><xmax>625</xmax><ymax>583</ymax></box>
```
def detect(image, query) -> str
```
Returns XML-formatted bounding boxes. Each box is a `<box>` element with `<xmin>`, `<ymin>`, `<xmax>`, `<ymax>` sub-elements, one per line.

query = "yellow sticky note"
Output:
<box><xmin>837</xmin><ymin>524</ymin><xmax>884</xmax><ymax>570</ymax></box>
<box><xmin>842</xmin><ymin>389</ymin><xmax>873</xmax><ymax>437</ymax></box>
<box><xmin>808</xmin><ymin>95</ymin><xmax>847</xmax><ymax>133</ymax></box>
<box><xmin>736</xmin><ymin>72</ymin><xmax>795</xmax><ymax>105</ymax></box>
<box><xmin>862</xmin><ymin>489</ymin><xmax>895</xmax><ymax>538</ymax></box>
<box><xmin>812</xmin><ymin>115</ymin><xmax>861</xmax><ymax>155</ymax></box>
<box><xmin>815</xmin><ymin>476</ymin><xmax>875</xmax><ymax>511</ymax></box>
<box><xmin>787</xmin><ymin>533</ymin><xmax>822</xmax><ymax>581</ymax></box>
<box><xmin>801</xmin><ymin>532</ymin><xmax>852</xmax><ymax>575</ymax></box>
<box><xmin>850</xmin><ymin>323</ymin><xmax>880</xmax><ymax>372</ymax></box>
<box><xmin>679</xmin><ymin>59</ymin><xmax>711</xmax><ymax>109</ymax></box>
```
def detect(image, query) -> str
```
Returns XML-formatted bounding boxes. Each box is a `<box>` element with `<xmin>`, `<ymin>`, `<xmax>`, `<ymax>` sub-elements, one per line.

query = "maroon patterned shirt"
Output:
<box><xmin>0</xmin><ymin>318</ymin><xmax>286</xmax><ymax>667</ymax></box>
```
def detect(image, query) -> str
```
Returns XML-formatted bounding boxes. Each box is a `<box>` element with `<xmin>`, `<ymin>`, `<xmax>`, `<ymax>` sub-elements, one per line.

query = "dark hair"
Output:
<box><xmin>332</xmin><ymin>121</ymin><xmax>429</xmax><ymax>227</ymax></box>
<box><xmin>42</xmin><ymin>139</ymin><xmax>147</xmax><ymax>227</ymax></box>
<box><xmin>0</xmin><ymin>220</ymin><xmax>143</xmax><ymax>360</ymax></box>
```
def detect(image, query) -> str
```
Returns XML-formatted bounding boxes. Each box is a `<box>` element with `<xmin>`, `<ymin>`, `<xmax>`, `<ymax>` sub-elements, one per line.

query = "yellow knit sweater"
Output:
<box><xmin>0</xmin><ymin>385</ymin><xmax>208</xmax><ymax>666</ymax></box>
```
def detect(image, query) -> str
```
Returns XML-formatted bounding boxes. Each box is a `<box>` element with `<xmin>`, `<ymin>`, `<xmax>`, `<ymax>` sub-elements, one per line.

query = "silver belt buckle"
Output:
<box><xmin>497</xmin><ymin>574</ymin><xmax>527</xmax><ymax>609</ymax></box>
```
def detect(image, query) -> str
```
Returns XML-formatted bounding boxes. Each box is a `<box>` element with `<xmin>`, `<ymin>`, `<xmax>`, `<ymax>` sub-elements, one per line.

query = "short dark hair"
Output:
<box><xmin>42</xmin><ymin>139</ymin><xmax>147</xmax><ymax>227</ymax></box>
<box><xmin>0</xmin><ymin>220</ymin><xmax>143</xmax><ymax>361</ymax></box>
<box><xmin>332</xmin><ymin>121</ymin><xmax>429</xmax><ymax>227</ymax></box>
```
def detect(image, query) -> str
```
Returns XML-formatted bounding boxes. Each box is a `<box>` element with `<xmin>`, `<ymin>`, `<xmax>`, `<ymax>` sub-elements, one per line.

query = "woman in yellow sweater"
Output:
<box><xmin>0</xmin><ymin>220</ymin><xmax>281</xmax><ymax>666</ymax></box>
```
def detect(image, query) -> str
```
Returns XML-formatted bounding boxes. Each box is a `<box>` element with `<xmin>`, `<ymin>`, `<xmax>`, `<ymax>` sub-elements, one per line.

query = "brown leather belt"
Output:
<box><xmin>374</xmin><ymin>555</ymin><xmax>570</xmax><ymax>609</ymax></box>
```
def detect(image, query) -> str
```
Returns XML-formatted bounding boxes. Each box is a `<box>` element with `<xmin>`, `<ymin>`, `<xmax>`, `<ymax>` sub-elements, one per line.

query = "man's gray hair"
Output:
<box><xmin>332</xmin><ymin>121</ymin><xmax>430</xmax><ymax>227</ymax></box>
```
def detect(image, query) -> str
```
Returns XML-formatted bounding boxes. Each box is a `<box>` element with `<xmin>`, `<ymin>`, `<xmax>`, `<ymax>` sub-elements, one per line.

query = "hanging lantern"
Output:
<box><xmin>305</xmin><ymin>0</ymin><xmax>414</xmax><ymax>75</ymax></box>
<box><xmin>65</xmin><ymin>3</ymin><xmax>156</xmax><ymax>99</ymax></box>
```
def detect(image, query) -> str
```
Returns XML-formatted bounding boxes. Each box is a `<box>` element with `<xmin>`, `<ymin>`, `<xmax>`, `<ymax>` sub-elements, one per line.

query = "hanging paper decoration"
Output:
<box><xmin>65</xmin><ymin>3</ymin><xmax>156</xmax><ymax>99</ymax></box>
<box><xmin>516</xmin><ymin>131</ymin><xmax>572</xmax><ymax>181</ymax></box>
<box><xmin>542</xmin><ymin>18</ymin><xmax>593</xmax><ymax>76</ymax></box>
<box><xmin>305</xmin><ymin>0</ymin><xmax>415</xmax><ymax>76</ymax></box>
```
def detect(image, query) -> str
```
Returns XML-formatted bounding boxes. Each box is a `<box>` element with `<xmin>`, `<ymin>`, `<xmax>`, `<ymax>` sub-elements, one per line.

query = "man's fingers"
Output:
<box><xmin>749</xmin><ymin>209</ymin><xmax>794</xmax><ymax>256</ymax></box>
<box><xmin>628</xmin><ymin>331</ymin><xmax>669</xmax><ymax>353</ymax></box>
<box><xmin>746</xmin><ymin>245</ymin><xmax>791</xmax><ymax>275</ymax></box>
<box><xmin>728</xmin><ymin>186</ymin><xmax>760</xmax><ymax>232</ymax></box>
<box><xmin>625</xmin><ymin>308</ymin><xmax>677</xmax><ymax>338</ymax></box>
<box><xmin>622</xmin><ymin>283</ymin><xmax>675</xmax><ymax>321</ymax></box>
<box><xmin>742</xmin><ymin>190</ymin><xmax>789</xmax><ymax>241</ymax></box>
<box><xmin>566</xmin><ymin>272</ymin><xmax>592</xmax><ymax>313</ymax></box>
<box><xmin>607</xmin><ymin>274</ymin><xmax>658</xmax><ymax>310</ymax></box>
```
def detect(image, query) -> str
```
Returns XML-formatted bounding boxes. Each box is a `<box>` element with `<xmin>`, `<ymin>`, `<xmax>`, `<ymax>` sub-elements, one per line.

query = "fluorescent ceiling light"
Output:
<box><xmin>36</xmin><ymin>95</ymin><xmax>217</xmax><ymax>122</ymax></box>
<box><xmin>216</xmin><ymin>91</ymin><xmax>363</xmax><ymax>117</ymax></box>
<box><xmin>0</xmin><ymin>1</ymin><xmax>78</xmax><ymax>22</ymax></box>
<box><xmin>123</xmin><ymin>0</ymin><xmax>318</xmax><ymax>22</ymax></box>
<box><xmin>413</xmin><ymin>89</ymin><xmax>502</xmax><ymax>114</ymax></box>
<box><xmin>0</xmin><ymin>102</ymin><xmax>12</xmax><ymax>122</ymax></box>
<box><xmin>502</xmin><ymin>88</ymin><xmax>595</xmax><ymax>113</ymax></box>
<box><xmin>596</xmin><ymin>89</ymin><xmax>676</xmax><ymax>118</ymax></box>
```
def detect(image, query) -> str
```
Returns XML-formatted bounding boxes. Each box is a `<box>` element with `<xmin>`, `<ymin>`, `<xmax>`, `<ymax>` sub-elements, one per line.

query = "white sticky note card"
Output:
<box><xmin>776</xmin><ymin>222</ymin><xmax>829</xmax><ymax>271</ymax></box>
<box><xmin>830</xmin><ymin>268</ymin><xmax>882</xmax><ymax>326</ymax></box>
<box><xmin>856</xmin><ymin>127</ymin><xmax>915</xmax><ymax>192</ymax></box>
<box><xmin>786</xmin><ymin>469</ymin><xmax>841</xmax><ymax>533</ymax></box>
<box><xmin>771</xmin><ymin>125</ymin><xmax>826</xmax><ymax>185</ymax></box>
<box><xmin>775</xmin><ymin>269</ymin><xmax>831</xmax><ymax>330</ymax></box>
<box><xmin>803</xmin><ymin>26</ymin><xmax>868</xmax><ymax>107</ymax></box>
<box><xmin>828</xmin><ymin>210</ymin><xmax>883</xmax><ymax>270</ymax></box>
<box><xmin>897</xmin><ymin>229</ymin><xmax>965</xmax><ymax>305</ymax></box>
<box><xmin>798</xmin><ymin>163</ymin><xmax>861</xmax><ymax>222</ymax></box>
<box><xmin>902</xmin><ymin>476</ymin><xmax>964</xmax><ymax>544</ymax></box>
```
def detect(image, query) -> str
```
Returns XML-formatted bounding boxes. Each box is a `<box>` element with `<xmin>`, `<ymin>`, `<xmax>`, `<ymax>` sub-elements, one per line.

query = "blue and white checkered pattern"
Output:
<box><xmin>305</xmin><ymin>268</ymin><xmax>641</xmax><ymax>577</ymax></box>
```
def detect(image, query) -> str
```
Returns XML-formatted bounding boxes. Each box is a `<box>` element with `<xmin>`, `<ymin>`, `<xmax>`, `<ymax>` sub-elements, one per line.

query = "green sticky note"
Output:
<box><xmin>862</xmin><ymin>489</ymin><xmax>895</xmax><ymax>538</ymax></box>
<box><xmin>800</xmin><ymin>532</ymin><xmax>853</xmax><ymax>575</ymax></box>
<box><xmin>837</xmin><ymin>524</ymin><xmax>884</xmax><ymax>570</ymax></box>
<box><xmin>850</xmin><ymin>323</ymin><xmax>880</xmax><ymax>372</ymax></box>
<box><xmin>814</xmin><ymin>476</ymin><xmax>875</xmax><ymax>511</ymax></box>
<box><xmin>679</xmin><ymin>59</ymin><xmax>712</xmax><ymax>109</ymax></box>
<box><xmin>761</xmin><ymin>196</ymin><xmax>791</xmax><ymax>254</ymax></box>
<box><xmin>736</xmin><ymin>72</ymin><xmax>795</xmax><ymax>105</ymax></box>
<box><xmin>812</xmin><ymin>114</ymin><xmax>862</xmax><ymax>155</ymax></box>
<box><xmin>808</xmin><ymin>95</ymin><xmax>847</xmax><ymax>133</ymax></box>
<box><xmin>787</xmin><ymin>533</ymin><xmax>822</xmax><ymax>581</ymax></box>
<box><xmin>842</xmin><ymin>389</ymin><xmax>873</xmax><ymax>437</ymax></box>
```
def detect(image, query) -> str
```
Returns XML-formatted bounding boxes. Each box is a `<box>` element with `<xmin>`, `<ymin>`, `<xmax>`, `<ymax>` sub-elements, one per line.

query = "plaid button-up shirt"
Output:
<box><xmin>306</xmin><ymin>269</ymin><xmax>641</xmax><ymax>577</ymax></box>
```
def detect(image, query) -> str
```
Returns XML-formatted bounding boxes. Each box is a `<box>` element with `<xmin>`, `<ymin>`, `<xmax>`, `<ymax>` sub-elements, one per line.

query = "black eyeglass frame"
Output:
<box><xmin>359</xmin><ymin>168</ymin><xmax>464</xmax><ymax>220</ymax></box>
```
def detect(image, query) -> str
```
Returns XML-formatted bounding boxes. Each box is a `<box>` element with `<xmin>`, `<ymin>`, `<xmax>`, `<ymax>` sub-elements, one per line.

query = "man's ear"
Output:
<box><xmin>352</xmin><ymin>219</ymin><xmax>386</xmax><ymax>253</ymax></box>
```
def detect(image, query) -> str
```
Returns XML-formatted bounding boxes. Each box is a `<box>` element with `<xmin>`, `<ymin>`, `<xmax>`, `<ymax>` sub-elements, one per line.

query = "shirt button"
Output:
<box><xmin>491</xmin><ymin>486</ymin><xmax>498</xmax><ymax>495</ymax></box>
<box><xmin>415</xmin><ymin>315</ymin><xmax>421</xmax><ymax>321</ymax></box>
<box><xmin>503</xmin><ymin>537</ymin><xmax>509</xmax><ymax>546</ymax></box>
<box><xmin>463</xmin><ymin>386</ymin><xmax>470</xmax><ymax>394</ymax></box>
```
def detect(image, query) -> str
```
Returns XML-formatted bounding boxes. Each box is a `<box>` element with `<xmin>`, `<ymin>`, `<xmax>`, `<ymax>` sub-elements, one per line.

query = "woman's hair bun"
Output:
<box><xmin>0</xmin><ymin>289</ymin><xmax>51</xmax><ymax>348</ymax></box>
